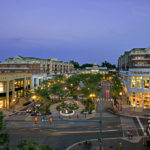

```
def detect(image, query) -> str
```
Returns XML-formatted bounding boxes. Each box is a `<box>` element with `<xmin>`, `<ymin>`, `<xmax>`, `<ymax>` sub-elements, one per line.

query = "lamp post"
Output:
<box><xmin>119</xmin><ymin>92</ymin><xmax>123</xmax><ymax>111</ymax></box>
<box><xmin>99</xmin><ymin>99</ymin><xmax>103</xmax><ymax>150</ymax></box>
<box><xmin>90</xmin><ymin>93</ymin><xmax>96</xmax><ymax>101</ymax></box>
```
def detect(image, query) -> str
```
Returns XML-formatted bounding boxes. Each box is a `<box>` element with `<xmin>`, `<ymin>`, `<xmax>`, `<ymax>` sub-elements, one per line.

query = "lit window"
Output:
<box><xmin>144</xmin><ymin>77</ymin><xmax>149</xmax><ymax>89</ymax></box>
<box><xmin>136</xmin><ymin>77</ymin><xmax>142</xmax><ymax>89</ymax></box>
<box><xmin>131</xmin><ymin>76</ymin><xmax>136</xmax><ymax>88</ymax></box>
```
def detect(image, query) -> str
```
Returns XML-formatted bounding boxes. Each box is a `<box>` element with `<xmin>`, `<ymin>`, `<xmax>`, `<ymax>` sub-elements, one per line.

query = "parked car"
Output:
<box><xmin>26</xmin><ymin>106</ymin><xmax>33</xmax><ymax>113</ymax></box>
<box><xmin>35</xmin><ymin>101</ymin><xmax>41</xmax><ymax>107</ymax></box>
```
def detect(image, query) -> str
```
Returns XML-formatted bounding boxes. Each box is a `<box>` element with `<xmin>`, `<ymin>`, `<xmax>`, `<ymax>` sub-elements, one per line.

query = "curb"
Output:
<box><xmin>66</xmin><ymin>139</ymin><xmax>103</xmax><ymax>150</ymax></box>
<box><xmin>106</xmin><ymin>108</ymin><xmax>148</xmax><ymax>119</ymax></box>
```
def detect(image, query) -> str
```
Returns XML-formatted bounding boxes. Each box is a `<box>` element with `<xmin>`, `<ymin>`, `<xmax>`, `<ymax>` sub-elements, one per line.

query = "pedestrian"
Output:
<box><xmin>119</xmin><ymin>141</ymin><xmax>122</xmax><ymax>149</ymax></box>
<box><xmin>126</xmin><ymin>130</ymin><xmax>130</xmax><ymax>139</ymax></box>
<box><xmin>77</xmin><ymin>114</ymin><xmax>79</xmax><ymax>119</ymax></box>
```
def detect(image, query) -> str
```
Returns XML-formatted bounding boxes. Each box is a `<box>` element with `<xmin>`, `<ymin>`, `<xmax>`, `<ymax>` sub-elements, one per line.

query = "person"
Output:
<box><xmin>126</xmin><ymin>130</ymin><xmax>133</xmax><ymax>139</ymax></box>
<box><xmin>126</xmin><ymin>130</ymin><xmax>130</xmax><ymax>139</ymax></box>
<box><xmin>119</xmin><ymin>141</ymin><xmax>122</xmax><ymax>149</ymax></box>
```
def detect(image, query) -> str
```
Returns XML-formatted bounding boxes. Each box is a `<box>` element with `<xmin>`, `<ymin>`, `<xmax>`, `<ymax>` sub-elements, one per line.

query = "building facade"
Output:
<box><xmin>78</xmin><ymin>63</ymin><xmax>109</xmax><ymax>75</ymax></box>
<box><xmin>0</xmin><ymin>56</ymin><xmax>74</xmax><ymax>75</ymax></box>
<box><xmin>0</xmin><ymin>73</ymin><xmax>32</xmax><ymax>109</ymax></box>
<box><xmin>118</xmin><ymin>46</ymin><xmax>150</xmax><ymax>108</ymax></box>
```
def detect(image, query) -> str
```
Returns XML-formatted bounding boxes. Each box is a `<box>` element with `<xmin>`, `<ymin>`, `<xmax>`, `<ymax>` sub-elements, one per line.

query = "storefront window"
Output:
<box><xmin>144</xmin><ymin>77</ymin><xmax>149</xmax><ymax>89</ymax></box>
<box><xmin>131</xmin><ymin>76</ymin><xmax>136</xmax><ymax>88</ymax></box>
<box><xmin>136</xmin><ymin>77</ymin><xmax>142</xmax><ymax>89</ymax></box>
<box><xmin>0</xmin><ymin>82</ymin><xmax>5</xmax><ymax>93</ymax></box>
<box><xmin>136</xmin><ymin>93</ymin><xmax>142</xmax><ymax>107</ymax></box>
<box><xmin>21</xmin><ymin>80</ymin><xmax>24</xmax><ymax>87</ymax></box>
<box><xmin>143</xmin><ymin>93</ymin><xmax>150</xmax><ymax>107</ymax></box>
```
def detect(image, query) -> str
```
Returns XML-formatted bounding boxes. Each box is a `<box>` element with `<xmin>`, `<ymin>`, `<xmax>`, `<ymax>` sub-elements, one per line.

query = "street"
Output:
<box><xmin>5</xmin><ymin>81</ymin><xmax>149</xmax><ymax>150</ymax></box>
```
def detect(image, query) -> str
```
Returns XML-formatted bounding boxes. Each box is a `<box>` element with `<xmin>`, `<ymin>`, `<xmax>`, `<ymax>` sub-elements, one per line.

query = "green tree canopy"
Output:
<box><xmin>0</xmin><ymin>111</ymin><xmax>9</xmax><ymax>150</ymax></box>
<box><xmin>101</xmin><ymin>61</ymin><xmax>116</xmax><ymax>69</ymax></box>
<box><xmin>110</xmin><ymin>75</ymin><xmax>123</xmax><ymax>99</ymax></box>
<box><xmin>70</xmin><ymin>60</ymin><xmax>80</xmax><ymax>69</ymax></box>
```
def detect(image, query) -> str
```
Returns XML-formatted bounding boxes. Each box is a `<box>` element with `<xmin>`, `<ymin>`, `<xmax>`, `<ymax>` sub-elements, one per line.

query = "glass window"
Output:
<box><xmin>131</xmin><ymin>76</ymin><xmax>136</xmax><ymax>88</ymax></box>
<box><xmin>21</xmin><ymin>80</ymin><xmax>24</xmax><ymax>87</ymax></box>
<box><xmin>137</xmin><ymin>77</ymin><xmax>142</xmax><ymax>88</ymax></box>
<box><xmin>144</xmin><ymin>77</ymin><xmax>149</xmax><ymax>89</ymax></box>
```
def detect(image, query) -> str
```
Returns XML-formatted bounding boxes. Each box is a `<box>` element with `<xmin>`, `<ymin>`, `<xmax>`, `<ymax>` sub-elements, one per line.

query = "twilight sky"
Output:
<box><xmin>0</xmin><ymin>0</ymin><xmax>150</xmax><ymax>65</ymax></box>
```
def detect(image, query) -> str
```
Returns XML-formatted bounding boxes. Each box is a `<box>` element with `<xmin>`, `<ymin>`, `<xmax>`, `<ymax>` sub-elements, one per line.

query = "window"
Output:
<box><xmin>144</xmin><ymin>77</ymin><xmax>149</xmax><ymax>89</ymax></box>
<box><xmin>136</xmin><ymin>77</ymin><xmax>142</xmax><ymax>88</ymax></box>
<box><xmin>131</xmin><ymin>76</ymin><xmax>136</xmax><ymax>88</ymax></box>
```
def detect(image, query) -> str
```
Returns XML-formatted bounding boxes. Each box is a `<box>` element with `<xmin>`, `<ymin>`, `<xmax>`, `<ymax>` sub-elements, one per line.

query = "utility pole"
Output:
<box><xmin>99</xmin><ymin>102</ymin><xmax>103</xmax><ymax>150</ymax></box>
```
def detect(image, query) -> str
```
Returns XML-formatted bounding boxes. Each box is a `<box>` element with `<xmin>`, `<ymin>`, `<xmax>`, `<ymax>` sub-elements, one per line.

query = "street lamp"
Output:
<box><xmin>90</xmin><ymin>93</ymin><xmax>96</xmax><ymax>100</ymax></box>
<box><xmin>32</xmin><ymin>95</ymin><xmax>36</xmax><ymax>100</ymax></box>
<box><xmin>119</xmin><ymin>92</ymin><xmax>122</xmax><ymax>96</ymax></box>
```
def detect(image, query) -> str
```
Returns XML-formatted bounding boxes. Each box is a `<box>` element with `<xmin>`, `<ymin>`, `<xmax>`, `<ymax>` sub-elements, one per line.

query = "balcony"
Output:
<box><xmin>132</xmin><ymin>58</ymin><xmax>150</xmax><ymax>60</ymax></box>
<box><xmin>134</xmin><ymin>64</ymin><xmax>150</xmax><ymax>66</ymax></box>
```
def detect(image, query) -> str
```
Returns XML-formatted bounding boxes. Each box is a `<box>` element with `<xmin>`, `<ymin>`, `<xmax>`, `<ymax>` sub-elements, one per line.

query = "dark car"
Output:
<box><xmin>26</xmin><ymin>106</ymin><xmax>33</xmax><ymax>113</ymax></box>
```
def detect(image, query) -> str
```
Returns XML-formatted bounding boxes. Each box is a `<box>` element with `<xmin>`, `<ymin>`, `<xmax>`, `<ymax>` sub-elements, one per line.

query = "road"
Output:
<box><xmin>5</xmin><ymin>80</ymin><xmax>149</xmax><ymax>150</ymax></box>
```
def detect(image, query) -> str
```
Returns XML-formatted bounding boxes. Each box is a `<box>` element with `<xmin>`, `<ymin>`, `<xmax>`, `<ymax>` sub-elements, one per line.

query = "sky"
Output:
<box><xmin>0</xmin><ymin>0</ymin><xmax>150</xmax><ymax>65</ymax></box>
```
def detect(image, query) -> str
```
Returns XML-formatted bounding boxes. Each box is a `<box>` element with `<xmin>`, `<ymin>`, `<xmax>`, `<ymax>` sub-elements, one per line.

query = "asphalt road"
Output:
<box><xmin>5</xmin><ymin>80</ymin><xmax>149</xmax><ymax>150</ymax></box>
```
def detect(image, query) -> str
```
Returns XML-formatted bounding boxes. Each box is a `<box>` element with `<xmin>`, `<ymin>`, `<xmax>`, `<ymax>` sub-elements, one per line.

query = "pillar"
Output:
<box><xmin>6</xmin><ymin>81</ymin><xmax>9</xmax><ymax>109</ymax></box>
<box><xmin>12</xmin><ymin>80</ymin><xmax>15</xmax><ymax>100</ymax></box>
<box><xmin>24</xmin><ymin>77</ymin><xmax>26</xmax><ymax>89</ymax></box>
<box><xmin>142</xmin><ymin>93</ymin><xmax>144</xmax><ymax>108</ymax></box>
<box><xmin>36</xmin><ymin>78</ymin><xmax>39</xmax><ymax>88</ymax></box>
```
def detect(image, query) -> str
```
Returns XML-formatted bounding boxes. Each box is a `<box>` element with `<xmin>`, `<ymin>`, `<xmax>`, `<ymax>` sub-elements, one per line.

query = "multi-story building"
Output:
<box><xmin>0</xmin><ymin>73</ymin><xmax>32</xmax><ymax>109</ymax></box>
<box><xmin>0</xmin><ymin>56</ymin><xmax>74</xmax><ymax>109</ymax></box>
<box><xmin>118</xmin><ymin>46</ymin><xmax>150</xmax><ymax>108</ymax></box>
<box><xmin>0</xmin><ymin>56</ymin><xmax>74</xmax><ymax>75</ymax></box>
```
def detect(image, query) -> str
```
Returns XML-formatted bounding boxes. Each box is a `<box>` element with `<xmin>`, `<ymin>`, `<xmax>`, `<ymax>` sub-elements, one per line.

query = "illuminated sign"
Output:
<box><xmin>0</xmin><ymin>82</ymin><xmax>4</xmax><ymax>93</ymax></box>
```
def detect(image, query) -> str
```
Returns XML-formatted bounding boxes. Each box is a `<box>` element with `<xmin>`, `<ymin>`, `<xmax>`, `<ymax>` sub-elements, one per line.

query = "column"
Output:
<box><xmin>68</xmin><ymin>64</ymin><xmax>70</xmax><ymax>73</ymax></box>
<box><xmin>31</xmin><ymin>77</ymin><xmax>34</xmax><ymax>89</ymax></box>
<box><xmin>24</xmin><ymin>77</ymin><xmax>26</xmax><ymax>89</ymax></box>
<box><xmin>6</xmin><ymin>81</ymin><xmax>10</xmax><ymax>109</ymax></box>
<box><xmin>62</xmin><ymin>64</ymin><xmax>64</xmax><ymax>74</ymax></box>
<box><xmin>36</xmin><ymin>78</ymin><xmax>39</xmax><ymax>88</ymax></box>
<box><xmin>12</xmin><ymin>80</ymin><xmax>15</xmax><ymax>100</ymax></box>
<box><xmin>142</xmin><ymin>93</ymin><xmax>144</xmax><ymax>108</ymax></box>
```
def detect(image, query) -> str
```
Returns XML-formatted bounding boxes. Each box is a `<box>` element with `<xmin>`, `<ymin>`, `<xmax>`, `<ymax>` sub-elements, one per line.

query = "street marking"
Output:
<box><xmin>136</xmin><ymin>117</ymin><xmax>144</xmax><ymax>135</ymax></box>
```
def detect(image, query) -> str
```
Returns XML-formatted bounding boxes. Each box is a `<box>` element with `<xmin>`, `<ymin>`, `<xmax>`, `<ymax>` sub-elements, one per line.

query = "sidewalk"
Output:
<box><xmin>107</xmin><ymin>104</ymin><xmax>149</xmax><ymax>119</ymax></box>
<box><xmin>67</xmin><ymin>138</ymin><xmax>150</xmax><ymax>150</ymax></box>
<box><xmin>2</xmin><ymin>99</ymin><xmax>32</xmax><ymax>118</ymax></box>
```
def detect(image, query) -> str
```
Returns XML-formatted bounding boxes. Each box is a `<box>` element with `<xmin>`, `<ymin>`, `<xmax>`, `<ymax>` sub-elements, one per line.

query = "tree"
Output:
<box><xmin>70</xmin><ymin>60</ymin><xmax>80</xmax><ymax>69</ymax></box>
<box><xmin>101</xmin><ymin>61</ymin><xmax>116</xmax><ymax>69</ymax></box>
<box><xmin>34</xmin><ymin>87</ymin><xmax>50</xmax><ymax>101</ymax></box>
<box><xmin>50</xmin><ymin>83</ymin><xmax>66</xmax><ymax>100</ymax></box>
<box><xmin>53</xmin><ymin>75</ymin><xmax>65</xmax><ymax>82</ymax></box>
<box><xmin>110</xmin><ymin>75</ymin><xmax>123</xmax><ymax>100</ymax></box>
<box><xmin>17</xmin><ymin>140</ymin><xmax>58</xmax><ymax>150</ymax></box>
<box><xmin>80</xmin><ymin>63</ymin><xmax>93</xmax><ymax>69</ymax></box>
<box><xmin>0</xmin><ymin>111</ymin><xmax>10</xmax><ymax>150</ymax></box>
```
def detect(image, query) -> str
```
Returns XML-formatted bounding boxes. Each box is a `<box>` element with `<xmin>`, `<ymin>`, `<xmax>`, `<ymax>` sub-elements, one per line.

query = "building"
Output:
<box><xmin>79</xmin><ymin>63</ymin><xmax>108</xmax><ymax>75</ymax></box>
<box><xmin>118</xmin><ymin>46</ymin><xmax>150</xmax><ymax>108</ymax></box>
<box><xmin>0</xmin><ymin>73</ymin><xmax>32</xmax><ymax>109</ymax></box>
<box><xmin>0</xmin><ymin>56</ymin><xmax>74</xmax><ymax>75</ymax></box>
